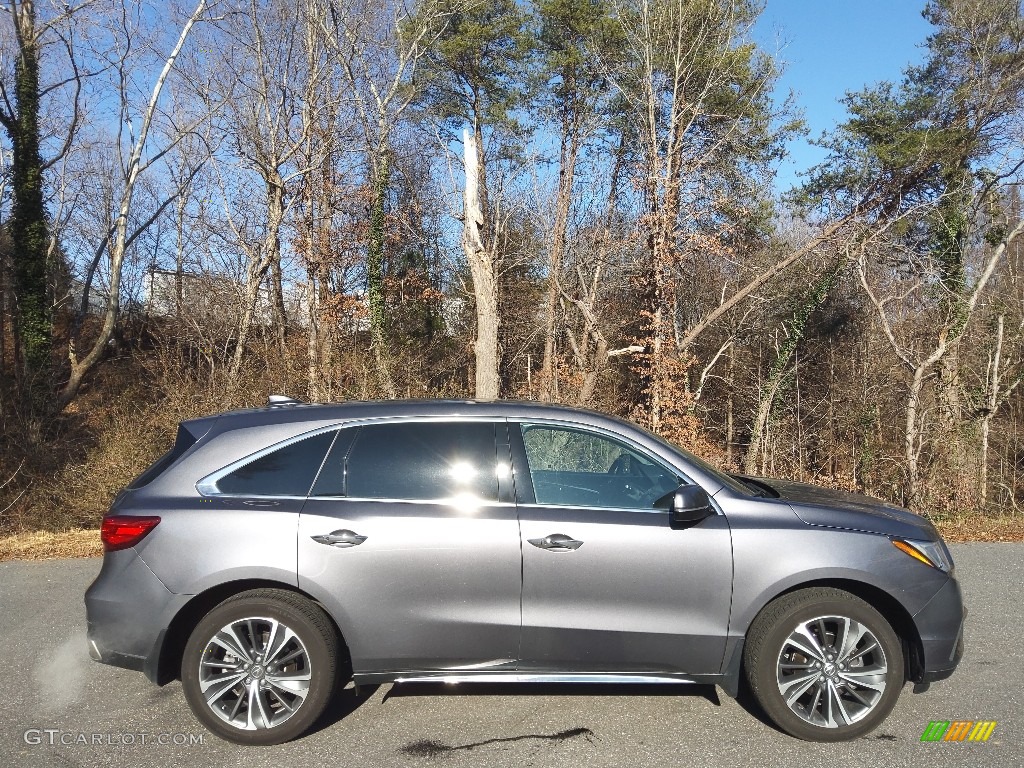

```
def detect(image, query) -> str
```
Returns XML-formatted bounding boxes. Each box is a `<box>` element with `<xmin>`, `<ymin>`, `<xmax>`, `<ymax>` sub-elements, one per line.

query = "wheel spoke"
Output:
<box><xmin>838</xmin><ymin>666</ymin><xmax>887</xmax><ymax>692</ymax></box>
<box><xmin>245</xmin><ymin>682</ymin><xmax>268</xmax><ymax>730</ymax></box>
<box><xmin>268</xmin><ymin>687</ymin><xmax>297</xmax><ymax>713</ymax></box>
<box><xmin>845</xmin><ymin>683</ymin><xmax>873</xmax><ymax>708</ymax></box>
<box><xmin>835</xmin><ymin>618</ymin><xmax>868</xmax><ymax>663</ymax></box>
<box><xmin>816</xmin><ymin>619</ymin><xmax>830</xmax><ymax>650</ymax></box>
<box><xmin>781</xmin><ymin>670</ymin><xmax>820</xmax><ymax>706</ymax></box>
<box><xmin>202</xmin><ymin>670</ymin><xmax>247</xmax><ymax>703</ymax></box>
<box><xmin>807</xmin><ymin>681</ymin><xmax>823</xmax><ymax>715</ymax></box>
<box><xmin>227</xmin><ymin>688</ymin><xmax>245</xmax><ymax>722</ymax></box>
<box><xmin>786</xmin><ymin>624</ymin><xmax>827</xmax><ymax>663</ymax></box>
<box><xmin>265</xmin><ymin>624</ymin><xmax>299</xmax><ymax>665</ymax></box>
<box><xmin>779</xmin><ymin>661</ymin><xmax>813</xmax><ymax>670</ymax></box>
<box><xmin>846</xmin><ymin>639</ymin><xmax>879</xmax><ymax>663</ymax></box>
<box><xmin>202</xmin><ymin>659</ymin><xmax>242</xmax><ymax>670</ymax></box>
<box><xmin>272</xmin><ymin>645</ymin><xmax>305</xmax><ymax>666</ymax></box>
<box><xmin>827</xmin><ymin>681</ymin><xmax>852</xmax><ymax>726</ymax></box>
<box><xmin>210</xmin><ymin>626</ymin><xmax>253</xmax><ymax>663</ymax></box>
<box><xmin>266</xmin><ymin>669</ymin><xmax>311</xmax><ymax>697</ymax></box>
<box><xmin>246</xmin><ymin>619</ymin><xmax>260</xmax><ymax>656</ymax></box>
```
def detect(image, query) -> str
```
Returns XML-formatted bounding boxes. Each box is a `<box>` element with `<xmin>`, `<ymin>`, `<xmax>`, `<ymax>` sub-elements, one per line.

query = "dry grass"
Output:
<box><xmin>933</xmin><ymin>514</ymin><xmax>1024</xmax><ymax>543</ymax></box>
<box><xmin>0</xmin><ymin>529</ymin><xmax>102</xmax><ymax>562</ymax></box>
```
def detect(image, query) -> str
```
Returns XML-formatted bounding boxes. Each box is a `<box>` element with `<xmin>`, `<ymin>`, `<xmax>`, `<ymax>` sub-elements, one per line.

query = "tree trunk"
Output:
<box><xmin>462</xmin><ymin>128</ymin><xmax>499</xmax><ymax>400</ymax></box>
<box><xmin>539</xmin><ymin>132</ymin><xmax>580</xmax><ymax>402</ymax></box>
<box><xmin>4</xmin><ymin>4</ymin><xmax>50</xmax><ymax>402</ymax></box>
<box><xmin>231</xmin><ymin>169</ymin><xmax>285</xmax><ymax>378</ymax></box>
<box><xmin>744</xmin><ymin>264</ymin><xmax>843</xmax><ymax>474</ymax></box>
<box><xmin>270</xmin><ymin>254</ymin><xmax>287</xmax><ymax>357</ymax></box>
<box><xmin>904</xmin><ymin>360</ymin><xmax>931</xmax><ymax>509</ymax></box>
<box><xmin>977</xmin><ymin>315</ymin><xmax>1023</xmax><ymax>508</ymax></box>
<box><xmin>745</xmin><ymin>373</ymin><xmax>784</xmax><ymax>475</ymax></box>
<box><xmin>367</xmin><ymin>145</ymin><xmax>396</xmax><ymax>397</ymax></box>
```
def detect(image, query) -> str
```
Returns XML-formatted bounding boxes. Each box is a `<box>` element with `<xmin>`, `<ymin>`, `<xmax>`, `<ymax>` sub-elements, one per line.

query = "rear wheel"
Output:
<box><xmin>181</xmin><ymin>589</ymin><xmax>340</xmax><ymax>745</ymax></box>
<box><xmin>744</xmin><ymin>587</ymin><xmax>904</xmax><ymax>741</ymax></box>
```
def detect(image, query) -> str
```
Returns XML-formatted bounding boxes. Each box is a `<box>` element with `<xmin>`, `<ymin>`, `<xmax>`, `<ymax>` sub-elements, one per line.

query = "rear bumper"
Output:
<box><xmin>84</xmin><ymin>549</ymin><xmax>187</xmax><ymax>684</ymax></box>
<box><xmin>911</xmin><ymin>574</ymin><xmax>966</xmax><ymax>683</ymax></box>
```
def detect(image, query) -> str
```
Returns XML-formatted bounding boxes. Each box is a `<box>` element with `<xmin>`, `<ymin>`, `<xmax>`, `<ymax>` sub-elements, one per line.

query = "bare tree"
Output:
<box><xmin>58</xmin><ymin>0</ymin><xmax>212</xmax><ymax>409</ymax></box>
<box><xmin>217</xmin><ymin>0</ymin><xmax>328</xmax><ymax>378</ymax></box>
<box><xmin>858</xmin><ymin>217</ymin><xmax>1024</xmax><ymax>506</ymax></box>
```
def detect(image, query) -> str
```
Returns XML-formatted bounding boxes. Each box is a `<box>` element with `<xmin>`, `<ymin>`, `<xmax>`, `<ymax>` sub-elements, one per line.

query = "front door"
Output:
<box><xmin>511</xmin><ymin>421</ymin><xmax>733</xmax><ymax>674</ymax></box>
<box><xmin>298</xmin><ymin>419</ymin><xmax>522</xmax><ymax>674</ymax></box>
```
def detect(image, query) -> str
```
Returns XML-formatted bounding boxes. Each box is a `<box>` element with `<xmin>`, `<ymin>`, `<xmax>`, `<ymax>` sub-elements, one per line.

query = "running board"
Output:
<box><xmin>391</xmin><ymin>673</ymin><xmax>699</xmax><ymax>685</ymax></box>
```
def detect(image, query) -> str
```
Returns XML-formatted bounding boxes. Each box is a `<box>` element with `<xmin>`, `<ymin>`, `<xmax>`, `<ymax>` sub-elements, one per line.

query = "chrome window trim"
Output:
<box><xmin>306</xmin><ymin>496</ymin><xmax>517</xmax><ymax>507</ymax></box>
<box><xmin>197</xmin><ymin>416</ymin><xmax>508</xmax><ymax>499</ymax></box>
<box><xmin>515</xmin><ymin>502</ymin><xmax>678</xmax><ymax>516</ymax></box>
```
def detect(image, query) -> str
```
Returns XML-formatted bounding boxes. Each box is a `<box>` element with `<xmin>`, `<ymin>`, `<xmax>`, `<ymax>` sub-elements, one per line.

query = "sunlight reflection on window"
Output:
<box><xmin>449</xmin><ymin>461</ymin><xmax>478</xmax><ymax>485</ymax></box>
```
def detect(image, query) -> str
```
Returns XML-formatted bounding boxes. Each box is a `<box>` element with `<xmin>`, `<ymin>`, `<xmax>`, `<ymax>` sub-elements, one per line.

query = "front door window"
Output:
<box><xmin>519</xmin><ymin>424</ymin><xmax>679</xmax><ymax>509</ymax></box>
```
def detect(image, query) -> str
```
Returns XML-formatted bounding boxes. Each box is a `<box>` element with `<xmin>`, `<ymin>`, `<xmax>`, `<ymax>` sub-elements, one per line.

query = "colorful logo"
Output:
<box><xmin>920</xmin><ymin>721</ymin><xmax>997</xmax><ymax>742</ymax></box>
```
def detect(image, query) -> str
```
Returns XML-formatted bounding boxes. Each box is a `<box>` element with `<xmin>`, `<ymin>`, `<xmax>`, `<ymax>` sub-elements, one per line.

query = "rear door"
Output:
<box><xmin>512</xmin><ymin>421</ymin><xmax>733</xmax><ymax>674</ymax></box>
<box><xmin>298</xmin><ymin>419</ymin><xmax>522</xmax><ymax>674</ymax></box>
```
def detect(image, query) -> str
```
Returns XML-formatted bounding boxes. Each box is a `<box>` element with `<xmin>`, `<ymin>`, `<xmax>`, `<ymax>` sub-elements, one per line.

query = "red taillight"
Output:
<box><xmin>101</xmin><ymin>515</ymin><xmax>161</xmax><ymax>552</ymax></box>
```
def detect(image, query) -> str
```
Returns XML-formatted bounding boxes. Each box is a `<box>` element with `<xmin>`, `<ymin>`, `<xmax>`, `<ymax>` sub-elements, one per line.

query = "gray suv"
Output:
<box><xmin>85</xmin><ymin>399</ymin><xmax>965</xmax><ymax>745</ymax></box>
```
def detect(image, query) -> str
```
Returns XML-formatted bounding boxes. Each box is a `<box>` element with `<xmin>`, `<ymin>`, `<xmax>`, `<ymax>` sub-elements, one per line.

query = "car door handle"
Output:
<box><xmin>528</xmin><ymin>533</ymin><xmax>583</xmax><ymax>551</ymax></box>
<box><xmin>241</xmin><ymin>499</ymin><xmax>280</xmax><ymax>507</ymax></box>
<box><xmin>311</xmin><ymin>529</ymin><xmax>368</xmax><ymax>548</ymax></box>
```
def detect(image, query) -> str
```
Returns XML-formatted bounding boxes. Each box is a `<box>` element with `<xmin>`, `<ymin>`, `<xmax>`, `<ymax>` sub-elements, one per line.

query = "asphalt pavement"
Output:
<box><xmin>0</xmin><ymin>543</ymin><xmax>1020</xmax><ymax>768</ymax></box>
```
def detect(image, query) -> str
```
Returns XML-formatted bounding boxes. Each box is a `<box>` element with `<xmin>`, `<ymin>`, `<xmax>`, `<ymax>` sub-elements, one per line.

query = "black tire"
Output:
<box><xmin>181</xmin><ymin>589</ymin><xmax>341</xmax><ymax>746</ymax></box>
<box><xmin>743</xmin><ymin>587</ymin><xmax>905</xmax><ymax>742</ymax></box>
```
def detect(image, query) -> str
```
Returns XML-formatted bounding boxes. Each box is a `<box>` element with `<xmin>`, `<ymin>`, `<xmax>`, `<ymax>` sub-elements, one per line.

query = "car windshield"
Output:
<box><xmin>631</xmin><ymin>423</ymin><xmax>755</xmax><ymax>496</ymax></box>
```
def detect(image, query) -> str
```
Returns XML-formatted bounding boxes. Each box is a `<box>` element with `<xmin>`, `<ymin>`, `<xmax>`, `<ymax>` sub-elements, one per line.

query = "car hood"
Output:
<box><xmin>741</xmin><ymin>476</ymin><xmax>940</xmax><ymax>541</ymax></box>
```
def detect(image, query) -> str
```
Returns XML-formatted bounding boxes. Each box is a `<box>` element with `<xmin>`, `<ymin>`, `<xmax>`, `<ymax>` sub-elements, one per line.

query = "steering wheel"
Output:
<box><xmin>608</xmin><ymin>453</ymin><xmax>658</xmax><ymax>503</ymax></box>
<box><xmin>608</xmin><ymin>453</ymin><xmax>639</xmax><ymax>476</ymax></box>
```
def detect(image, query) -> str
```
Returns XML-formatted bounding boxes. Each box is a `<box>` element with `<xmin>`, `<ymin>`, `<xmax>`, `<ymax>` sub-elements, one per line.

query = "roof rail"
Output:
<box><xmin>267</xmin><ymin>394</ymin><xmax>302</xmax><ymax>407</ymax></box>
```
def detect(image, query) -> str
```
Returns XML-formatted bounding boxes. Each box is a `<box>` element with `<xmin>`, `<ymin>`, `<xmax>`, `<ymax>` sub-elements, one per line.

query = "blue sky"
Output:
<box><xmin>754</xmin><ymin>0</ymin><xmax>935</xmax><ymax>190</ymax></box>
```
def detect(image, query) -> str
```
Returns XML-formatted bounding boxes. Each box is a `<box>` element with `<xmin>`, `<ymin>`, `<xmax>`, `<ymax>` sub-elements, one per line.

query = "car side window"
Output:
<box><xmin>215</xmin><ymin>430</ymin><xmax>336</xmax><ymax>496</ymax></box>
<box><xmin>336</xmin><ymin>421</ymin><xmax>499</xmax><ymax>502</ymax></box>
<box><xmin>519</xmin><ymin>424</ymin><xmax>679</xmax><ymax>509</ymax></box>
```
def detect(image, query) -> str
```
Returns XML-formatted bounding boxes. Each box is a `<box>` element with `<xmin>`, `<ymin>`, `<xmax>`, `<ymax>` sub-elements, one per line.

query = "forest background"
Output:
<box><xmin>3</xmin><ymin>0</ymin><xmax>1024</xmax><ymax>552</ymax></box>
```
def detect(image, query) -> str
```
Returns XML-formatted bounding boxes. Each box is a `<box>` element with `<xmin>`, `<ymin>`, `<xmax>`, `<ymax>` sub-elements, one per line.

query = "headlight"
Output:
<box><xmin>893</xmin><ymin>538</ymin><xmax>954</xmax><ymax>573</ymax></box>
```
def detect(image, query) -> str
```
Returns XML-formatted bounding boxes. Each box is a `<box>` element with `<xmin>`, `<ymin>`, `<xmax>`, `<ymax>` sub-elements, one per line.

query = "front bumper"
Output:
<box><xmin>911</xmin><ymin>574</ymin><xmax>966</xmax><ymax>683</ymax></box>
<box><xmin>84</xmin><ymin>549</ymin><xmax>188</xmax><ymax>683</ymax></box>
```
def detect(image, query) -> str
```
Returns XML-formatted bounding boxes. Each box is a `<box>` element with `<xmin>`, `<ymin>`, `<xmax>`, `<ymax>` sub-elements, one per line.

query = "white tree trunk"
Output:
<box><xmin>462</xmin><ymin>128</ymin><xmax>500</xmax><ymax>400</ymax></box>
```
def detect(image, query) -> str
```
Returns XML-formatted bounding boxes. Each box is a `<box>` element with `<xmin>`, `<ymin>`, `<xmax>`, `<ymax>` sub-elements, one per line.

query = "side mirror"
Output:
<box><xmin>660</xmin><ymin>484</ymin><xmax>713</xmax><ymax>525</ymax></box>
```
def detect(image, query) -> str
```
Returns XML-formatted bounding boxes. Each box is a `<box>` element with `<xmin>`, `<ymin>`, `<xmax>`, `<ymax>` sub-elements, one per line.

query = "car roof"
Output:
<box><xmin>187</xmin><ymin>398</ymin><xmax>630</xmax><ymax>433</ymax></box>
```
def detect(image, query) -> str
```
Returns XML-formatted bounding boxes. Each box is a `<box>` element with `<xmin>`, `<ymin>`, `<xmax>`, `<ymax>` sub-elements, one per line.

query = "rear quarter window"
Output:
<box><xmin>214</xmin><ymin>430</ymin><xmax>336</xmax><ymax>497</ymax></box>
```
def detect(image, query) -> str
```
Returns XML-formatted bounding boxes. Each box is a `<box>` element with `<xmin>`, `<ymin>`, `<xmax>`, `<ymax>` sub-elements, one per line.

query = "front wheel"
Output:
<box><xmin>744</xmin><ymin>587</ymin><xmax>905</xmax><ymax>742</ymax></box>
<box><xmin>181</xmin><ymin>589</ymin><xmax>340</xmax><ymax>745</ymax></box>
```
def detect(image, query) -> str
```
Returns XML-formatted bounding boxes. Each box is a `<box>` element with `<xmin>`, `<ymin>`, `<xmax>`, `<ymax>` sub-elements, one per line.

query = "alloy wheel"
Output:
<box><xmin>198</xmin><ymin>616</ymin><xmax>312</xmax><ymax>730</ymax></box>
<box><xmin>776</xmin><ymin>614</ymin><xmax>888</xmax><ymax>729</ymax></box>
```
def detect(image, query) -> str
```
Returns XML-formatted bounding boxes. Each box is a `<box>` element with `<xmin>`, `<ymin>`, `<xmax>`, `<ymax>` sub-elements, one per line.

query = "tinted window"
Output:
<box><xmin>344</xmin><ymin>422</ymin><xmax>498</xmax><ymax>502</ymax></box>
<box><xmin>216</xmin><ymin>430</ymin><xmax>336</xmax><ymax>496</ymax></box>
<box><xmin>519</xmin><ymin>424</ymin><xmax>678</xmax><ymax>509</ymax></box>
